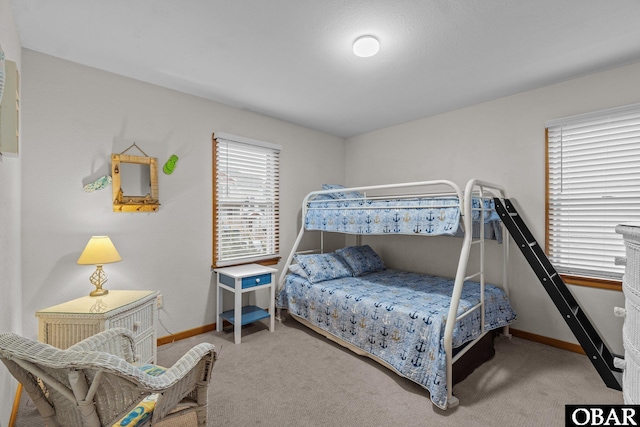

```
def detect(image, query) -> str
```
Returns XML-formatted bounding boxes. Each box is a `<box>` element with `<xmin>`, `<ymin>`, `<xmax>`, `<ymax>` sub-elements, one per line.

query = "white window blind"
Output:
<box><xmin>546</xmin><ymin>103</ymin><xmax>640</xmax><ymax>280</ymax></box>
<box><xmin>214</xmin><ymin>133</ymin><xmax>280</xmax><ymax>267</ymax></box>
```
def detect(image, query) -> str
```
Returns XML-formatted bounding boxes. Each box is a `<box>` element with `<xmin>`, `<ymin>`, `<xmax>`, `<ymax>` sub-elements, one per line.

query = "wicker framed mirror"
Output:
<box><xmin>111</xmin><ymin>153</ymin><xmax>160</xmax><ymax>212</ymax></box>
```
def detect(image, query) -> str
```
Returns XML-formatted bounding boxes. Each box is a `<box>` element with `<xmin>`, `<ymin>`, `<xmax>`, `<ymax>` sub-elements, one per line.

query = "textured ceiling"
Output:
<box><xmin>10</xmin><ymin>0</ymin><xmax>640</xmax><ymax>138</ymax></box>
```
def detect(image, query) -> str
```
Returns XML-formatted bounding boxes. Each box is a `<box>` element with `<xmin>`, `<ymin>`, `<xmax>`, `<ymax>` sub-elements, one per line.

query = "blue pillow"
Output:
<box><xmin>293</xmin><ymin>253</ymin><xmax>353</xmax><ymax>283</ymax></box>
<box><xmin>288</xmin><ymin>263</ymin><xmax>308</xmax><ymax>278</ymax></box>
<box><xmin>321</xmin><ymin>184</ymin><xmax>364</xmax><ymax>200</ymax></box>
<box><xmin>336</xmin><ymin>245</ymin><xmax>385</xmax><ymax>276</ymax></box>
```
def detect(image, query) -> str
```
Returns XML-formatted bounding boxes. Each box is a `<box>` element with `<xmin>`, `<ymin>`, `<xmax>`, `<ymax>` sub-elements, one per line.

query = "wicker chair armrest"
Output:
<box><xmin>148</xmin><ymin>343</ymin><xmax>217</xmax><ymax>421</ymax></box>
<box><xmin>26</xmin><ymin>341</ymin><xmax>216</xmax><ymax>392</ymax></box>
<box><xmin>136</xmin><ymin>343</ymin><xmax>217</xmax><ymax>390</ymax></box>
<box><xmin>67</xmin><ymin>327</ymin><xmax>136</xmax><ymax>363</ymax></box>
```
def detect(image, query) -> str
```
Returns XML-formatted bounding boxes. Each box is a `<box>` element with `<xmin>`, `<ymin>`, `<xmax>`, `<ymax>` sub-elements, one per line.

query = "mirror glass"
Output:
<box><xmin>119</xmin><ymin>163</ymin><xmax>151</xmax><ymax>196</ymax></box>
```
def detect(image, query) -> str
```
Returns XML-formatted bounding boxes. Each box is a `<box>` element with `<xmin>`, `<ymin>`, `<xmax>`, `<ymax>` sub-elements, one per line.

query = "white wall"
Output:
<box><xmin>345</xmin><ymin>62</ymin><xmax>640</xmax><ymax>355</ymax></box>
<box><xmin>20</xmin><ymin>50</ymin><xmax>345</xmax><ymax>342</ymax></box>
<box><xmin>0</xmin><ymin>0</ymin><xmax>22</xmax><ymax>423</ymax></box>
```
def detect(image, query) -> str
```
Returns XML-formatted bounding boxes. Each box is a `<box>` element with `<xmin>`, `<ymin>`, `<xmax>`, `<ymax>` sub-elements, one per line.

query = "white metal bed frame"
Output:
<box><xmin>277</xmin><ymin>178</ymin><xmax>510</xmax><ymax>409</ymax></box>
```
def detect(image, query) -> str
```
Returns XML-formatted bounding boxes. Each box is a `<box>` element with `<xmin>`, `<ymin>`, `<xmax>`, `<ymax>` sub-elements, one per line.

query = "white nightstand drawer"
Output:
<box><xmin>219</xmin><ymin>272</ymin><xmax>273</xmax><ymax>289</ymax></box>
<box><xmin>241</xmin><ymin>273</ymin><xmax>272</xmax><ymax>289</ymax></box>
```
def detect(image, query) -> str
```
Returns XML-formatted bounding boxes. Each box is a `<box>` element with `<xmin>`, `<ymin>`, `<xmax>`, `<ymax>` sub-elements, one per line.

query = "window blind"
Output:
<box><xmin>546</xmin><ymin>103</ymin><xmax>640</xmax><ymax>280</ymax></box>
<box><xmin>214</xmin><ymin>133</ymin><xmax>280</xmax><ymax>267</ymax></box>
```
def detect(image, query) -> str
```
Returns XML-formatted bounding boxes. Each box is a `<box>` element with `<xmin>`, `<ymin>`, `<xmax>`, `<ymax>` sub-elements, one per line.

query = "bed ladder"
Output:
<box><xmin>493</xmin><ymin>197</ymin><xmax>623</xmax><ymax>391</ymax></box>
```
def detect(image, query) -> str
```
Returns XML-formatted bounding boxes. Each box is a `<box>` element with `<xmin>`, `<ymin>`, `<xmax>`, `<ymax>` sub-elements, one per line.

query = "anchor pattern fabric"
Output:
<box><xmin>277</xmin><ymin>269</ymin><xmax>517</xmax><ymax>409</ymax></box>
<box><xmin>305</xmin><ymin>196</ymin><xmax>502</xmax><ymax>240</ymax></box>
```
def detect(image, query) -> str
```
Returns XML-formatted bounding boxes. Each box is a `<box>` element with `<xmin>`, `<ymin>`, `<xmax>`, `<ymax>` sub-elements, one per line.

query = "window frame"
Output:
<box><xmin>544</xmin><ymin>104</ymin><xmax>640</xmax><ymax>292</ymax></box>
<box><xmin>212</xmin><ymin>132</ymin><xmax>281</xmax><ymax>269</ymax></box>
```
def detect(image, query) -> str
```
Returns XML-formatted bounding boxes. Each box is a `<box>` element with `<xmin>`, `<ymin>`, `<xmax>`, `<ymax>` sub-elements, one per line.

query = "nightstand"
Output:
<box><xmin>36</xmin><ymin>290</ymin><xmax>158</xmax><ymax>363</ymax></box>
<box><xmin>215</xmin><ymin>264</ymin><xmax>277</xmax><ymax>344</ymax></box>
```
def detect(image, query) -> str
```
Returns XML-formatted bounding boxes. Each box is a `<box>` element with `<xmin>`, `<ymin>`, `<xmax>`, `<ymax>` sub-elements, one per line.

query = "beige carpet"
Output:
<box><xmin>16</xmin><ymin>315</ymin><xmax>623</xmax><ymax>426</ymax></box>
<box><xmin>156</xmin><ymin>412</ymin><xmax>195</xmax><ymax>427</ymax></box>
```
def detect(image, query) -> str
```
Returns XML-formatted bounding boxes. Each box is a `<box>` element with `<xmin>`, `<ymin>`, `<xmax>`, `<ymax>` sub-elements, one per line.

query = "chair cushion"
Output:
<box><xmin>112</xmin><ymin>364</ymin><xmax>167</xmax><ymax>427</ymax></box>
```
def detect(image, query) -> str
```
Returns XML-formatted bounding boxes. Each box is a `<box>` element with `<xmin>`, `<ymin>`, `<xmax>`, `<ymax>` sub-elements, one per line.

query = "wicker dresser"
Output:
<box><xmin>616</xmin><ymin>223</ymin><xmax>640</xmax><ymax>404</ymax></box>
<box><xmin>36</xmin><ymin>290</ymin><xmax>158</xmax><ymax>363</ymax></box>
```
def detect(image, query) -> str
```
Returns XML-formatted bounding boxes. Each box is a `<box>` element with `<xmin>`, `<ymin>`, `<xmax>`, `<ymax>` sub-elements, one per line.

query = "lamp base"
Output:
<box><xmin>90</xmin><ymin>288</ymin><xmax>109</xmax><ymax>297</ymax></box>
<box><xmin>89</xmin><ymin>265</ymin><xmax>110</xmax><ymax>297</ymax></box>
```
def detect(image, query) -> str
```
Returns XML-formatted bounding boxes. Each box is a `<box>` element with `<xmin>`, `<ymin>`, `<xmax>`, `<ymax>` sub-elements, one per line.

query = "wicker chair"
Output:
<box><xmin>0</xmin><ymin>328</ymin><xmax>217</xmax><ymax>426</ymax></box>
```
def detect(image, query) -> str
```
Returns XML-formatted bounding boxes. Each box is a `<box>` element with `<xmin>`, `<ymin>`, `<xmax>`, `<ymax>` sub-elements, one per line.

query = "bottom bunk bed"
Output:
<box><xmin>288</xmin><ymin>311</ymin><xmax>499</xmax><ymax>387</ymax></box>
<box><xmin>276</xmin><ymin>245</ymin><xmax>517</xmax><ymax>409</ymax></box>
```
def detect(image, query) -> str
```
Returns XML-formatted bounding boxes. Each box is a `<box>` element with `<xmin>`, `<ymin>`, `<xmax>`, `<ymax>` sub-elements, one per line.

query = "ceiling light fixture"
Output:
<box><xmin>353</xmin><ymin>36</ymin><xmax>379</xmax><ymax>58</ymax></box>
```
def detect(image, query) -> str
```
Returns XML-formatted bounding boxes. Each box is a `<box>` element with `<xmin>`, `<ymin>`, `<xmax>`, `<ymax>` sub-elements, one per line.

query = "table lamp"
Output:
<box><xmin>77</xmin><ymin>236</ymin><xmax>122</xmax><ymax>296</ymax></box>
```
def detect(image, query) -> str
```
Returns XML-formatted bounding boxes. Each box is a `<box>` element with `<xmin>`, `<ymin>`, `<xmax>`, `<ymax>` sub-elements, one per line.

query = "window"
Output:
<box><xmin>546</xmin><ymin>103</ymin><xmax>640</xmax><ymax>288</ymax></box>
<box><xmin>212</xmin><ymin>133</ymin><xmax>281</xmax><ymax>267</ymax></box>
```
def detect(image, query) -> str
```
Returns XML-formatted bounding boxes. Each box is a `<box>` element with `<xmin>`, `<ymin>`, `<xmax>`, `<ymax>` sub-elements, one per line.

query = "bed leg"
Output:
<box><xmin>501</xmin><ymin>325</ymin><xmax>512</xmax><ymax>339</ymax></box>
<box><xmin>447</xmin><ymin>396</ymin><xmax>460</xmax><ymax>409</ymax></box>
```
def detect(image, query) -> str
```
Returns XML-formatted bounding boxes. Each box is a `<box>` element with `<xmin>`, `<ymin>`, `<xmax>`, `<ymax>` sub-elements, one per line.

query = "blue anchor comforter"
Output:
<box><xmin>277</xmin><ymin>269</ymin><xmax>517</xmax><ymax>409</ymax></box>
<box><xmin>305</xmin><ymin>197</ymin><xmax>503</xmax><ymax>241</ymax></box>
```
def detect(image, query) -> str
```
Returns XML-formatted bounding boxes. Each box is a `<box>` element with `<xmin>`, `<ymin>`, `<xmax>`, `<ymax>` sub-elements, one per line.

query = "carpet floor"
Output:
<box><xmin>15</xmin><ymin>315</ymin><xmax>623</xmax><ymax>426</ymax></box>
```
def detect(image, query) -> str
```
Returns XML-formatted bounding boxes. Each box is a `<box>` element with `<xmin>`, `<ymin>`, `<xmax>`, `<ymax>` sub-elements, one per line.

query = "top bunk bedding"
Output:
<box><xmin>304</xmin><ymin>184</ymin><xmax>502</xmax><ymax>241</ymax></box>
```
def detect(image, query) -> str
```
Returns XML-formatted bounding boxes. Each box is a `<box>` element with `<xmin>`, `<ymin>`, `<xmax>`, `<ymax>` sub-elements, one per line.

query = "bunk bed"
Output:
<box><xmin>276</xmin><ymin>179</ymin><xmax>517</xmax><ymax>409</ymax></box>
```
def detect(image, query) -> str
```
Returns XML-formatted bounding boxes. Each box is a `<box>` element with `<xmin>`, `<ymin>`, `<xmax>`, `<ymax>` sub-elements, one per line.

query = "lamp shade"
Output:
<box><xmin>77</xmin><ymin>236</ymin><xmax>122</xmax><ymax>265</ymax></box>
